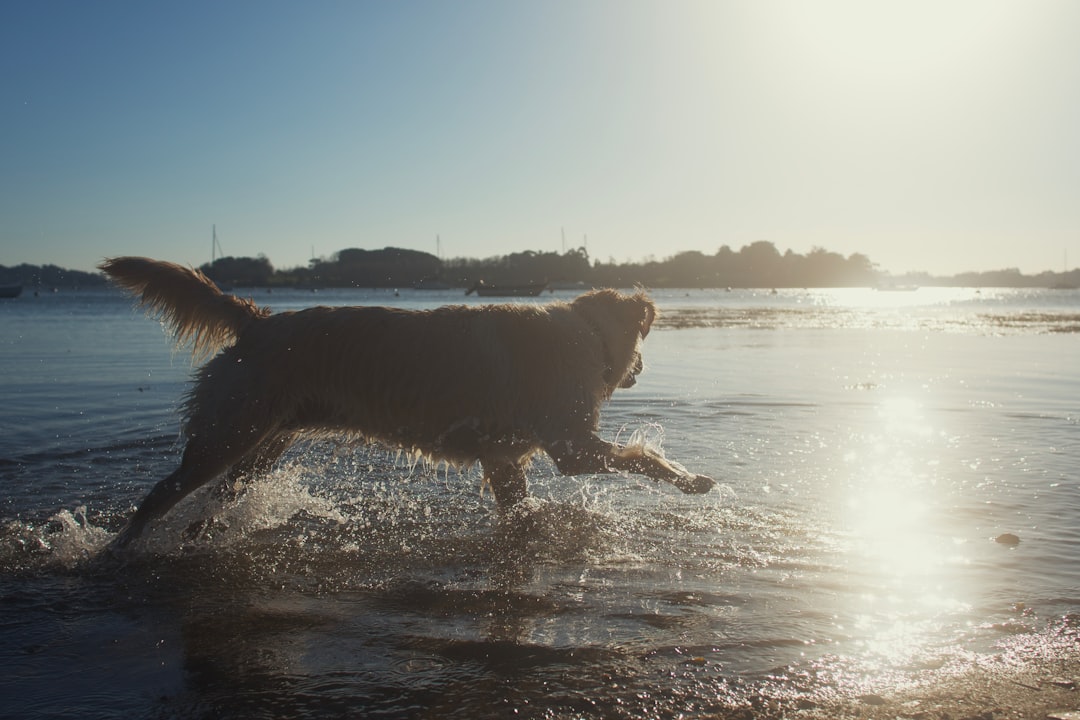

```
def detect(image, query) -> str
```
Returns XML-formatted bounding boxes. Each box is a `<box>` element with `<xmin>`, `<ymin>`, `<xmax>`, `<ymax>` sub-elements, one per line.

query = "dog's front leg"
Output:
<box><xmin>546</xmin><ymin>436</ymin><xmax>714</xmax><ymax>495</ymax></box>
<box><xmin>606</xmin><ymin>442</ymin><xmax>715</xmax><ymax>494</ymax></box>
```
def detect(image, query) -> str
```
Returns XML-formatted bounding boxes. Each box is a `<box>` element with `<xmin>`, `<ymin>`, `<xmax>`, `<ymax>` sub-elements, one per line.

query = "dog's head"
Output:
<box><xmin>571</xmin><ymin>289</ymin><xmax>657</xmax><ymax>393</ymax></box>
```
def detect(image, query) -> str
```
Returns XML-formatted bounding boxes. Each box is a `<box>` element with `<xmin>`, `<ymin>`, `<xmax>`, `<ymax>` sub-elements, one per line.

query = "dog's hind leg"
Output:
<box><xmin>213</xmin><ymin>431</ymin><xmax>297</xmax><ymax>501</ymax></box>
<box><xmin>482</xmin><ymin>460</ymin><xmax>528</xmax><ymax>510</ymax></box>
<box><xmin>110</xmin><ymin>428</ymin><xmax>274</xmax><ymax>551</ymax></box>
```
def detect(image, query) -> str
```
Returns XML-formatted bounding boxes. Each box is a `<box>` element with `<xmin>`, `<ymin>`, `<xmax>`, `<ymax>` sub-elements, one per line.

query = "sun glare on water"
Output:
<box><xmin>836</xmin><ymin>393</ymin><xmax>971</xmax><ymax>665</ymax></box>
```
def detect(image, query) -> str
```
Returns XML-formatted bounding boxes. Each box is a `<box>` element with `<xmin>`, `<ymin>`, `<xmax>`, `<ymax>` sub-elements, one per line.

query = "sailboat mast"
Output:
<box><xmin>211</xmin><ymin>225</ymin><xmax>225</xmax><ymax>266</ymax></box>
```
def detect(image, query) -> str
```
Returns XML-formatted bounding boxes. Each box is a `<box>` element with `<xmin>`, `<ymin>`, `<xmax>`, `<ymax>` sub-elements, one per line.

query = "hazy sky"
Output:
<box><xmin>3</xmin><ymin>1</ymin><xmax>1078</xmax><ymax>275</ymax></box>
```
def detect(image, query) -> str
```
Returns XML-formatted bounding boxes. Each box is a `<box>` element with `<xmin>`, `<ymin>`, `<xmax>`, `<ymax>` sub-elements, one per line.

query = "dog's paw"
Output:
<box><xmin>673</xmin><ymin>473</ymin><xmax>715</xmax><ymax>495</ymax></box>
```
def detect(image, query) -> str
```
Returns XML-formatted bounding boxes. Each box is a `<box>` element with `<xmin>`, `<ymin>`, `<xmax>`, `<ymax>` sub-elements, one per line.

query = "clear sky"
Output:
<box><xmin>3</xmin><ymin>0</ymin><xmax>1078</xmax><ymax>275</ymax></box>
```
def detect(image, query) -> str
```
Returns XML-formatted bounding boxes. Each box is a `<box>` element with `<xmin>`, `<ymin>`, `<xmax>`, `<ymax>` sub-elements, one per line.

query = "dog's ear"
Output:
<box><xmin>637</xmin><ymin>296</ymin><xmax>656</xmax><ymax>338</ymax></box>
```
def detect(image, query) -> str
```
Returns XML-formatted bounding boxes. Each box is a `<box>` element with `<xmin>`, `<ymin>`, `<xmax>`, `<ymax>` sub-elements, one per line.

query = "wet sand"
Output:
<box><xmin>795</xmin><ymin>660</ymin><xmax>1080</xmax><ymax>720</ymax></box>
<box><xmin>714</xmin><ymin>619</ymin><xmax>1080</xmax><ymax>720</ymax></box>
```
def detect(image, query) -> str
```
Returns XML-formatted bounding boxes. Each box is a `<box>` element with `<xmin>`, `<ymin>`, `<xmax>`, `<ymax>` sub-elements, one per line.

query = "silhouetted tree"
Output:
<box><xmin>309</xmin><ymin>247</ymin><xmax>441</xmax><ymax>287</ymax></box>
<box><xmin>200</xmin><ymin>255</ymin><xmax>274</xmax><ymax>286</ymax></box>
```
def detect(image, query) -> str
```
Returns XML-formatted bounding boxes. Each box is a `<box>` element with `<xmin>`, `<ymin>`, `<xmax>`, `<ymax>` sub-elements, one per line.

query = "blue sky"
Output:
<box><xmin>3</xmin><ymin>0</ymin><xmax>1078</xmax><ymax>275</ymax></box>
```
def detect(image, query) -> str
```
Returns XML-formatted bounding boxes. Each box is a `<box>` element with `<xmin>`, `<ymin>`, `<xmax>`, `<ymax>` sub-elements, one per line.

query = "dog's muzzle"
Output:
<box><xmin>618</xmin><ymin>352</ymin><xmax>644</xmax><ymax>388</ymax></box>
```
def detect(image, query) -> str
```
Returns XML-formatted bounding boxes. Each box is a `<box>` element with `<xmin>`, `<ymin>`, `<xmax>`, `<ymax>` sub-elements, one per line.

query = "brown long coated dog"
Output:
<box><xmin>101</xmin><ymin>257</ymin><xmax>714</xmax><ymax>549</ymax></box>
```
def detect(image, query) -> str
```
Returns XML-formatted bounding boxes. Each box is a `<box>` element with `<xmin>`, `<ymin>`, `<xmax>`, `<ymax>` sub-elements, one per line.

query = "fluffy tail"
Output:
<box><xmin>99</xmin><ymin>256</ymin><xmax>268</xmax><ymax>360</ymax></box>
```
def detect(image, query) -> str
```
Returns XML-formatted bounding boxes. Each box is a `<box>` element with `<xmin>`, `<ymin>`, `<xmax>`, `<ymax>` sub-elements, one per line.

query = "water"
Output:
<box><xmin>1</xmin><ymin>286</ymin><xmax>1078</xmax><ymax>718</ymax></box>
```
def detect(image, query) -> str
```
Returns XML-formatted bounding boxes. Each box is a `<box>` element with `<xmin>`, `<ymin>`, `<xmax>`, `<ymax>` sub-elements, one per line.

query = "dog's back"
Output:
<box><xmin>190</xmin><ymin>301</ymin><xmax>608</xmax><ymax>466</ymax></box>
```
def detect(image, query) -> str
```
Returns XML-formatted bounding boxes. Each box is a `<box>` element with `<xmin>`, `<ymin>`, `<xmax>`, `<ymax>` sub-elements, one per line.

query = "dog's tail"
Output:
<box><xmin>99</xmin><ymin>256</ymin><xmax>269</xmax><ymax>360</ymax></box>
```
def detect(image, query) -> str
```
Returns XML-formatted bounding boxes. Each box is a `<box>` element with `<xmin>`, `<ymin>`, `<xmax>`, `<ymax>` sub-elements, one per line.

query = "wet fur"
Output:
<box><xmin>100</xmin><ymin>257</ymin><xmax>714</xmax><ymax>549</ymax></box>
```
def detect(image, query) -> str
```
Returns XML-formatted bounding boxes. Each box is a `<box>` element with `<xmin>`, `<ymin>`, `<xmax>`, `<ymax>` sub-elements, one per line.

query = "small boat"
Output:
<box><xmin>465</xmin><ymin>280</ymin><xmax>547</xmax><ymax>297</ymax></box>
<box><xmin>0</xmin><ymin>285</ymin><xmax>22</xmax><ymax>299</ymax></box>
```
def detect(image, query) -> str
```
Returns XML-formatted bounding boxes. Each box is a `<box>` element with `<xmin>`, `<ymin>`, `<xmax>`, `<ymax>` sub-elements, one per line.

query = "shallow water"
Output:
<box><xmin>1</xmin><ymin>286</ymin><xmax>1077</xmax><ymax>718</ymax></box>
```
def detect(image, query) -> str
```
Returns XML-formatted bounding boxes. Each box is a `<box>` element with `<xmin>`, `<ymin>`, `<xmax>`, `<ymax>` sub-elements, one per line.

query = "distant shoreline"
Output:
<box><xmin>3</xmin><ymin>273</ymin><xmax>1078</xmax><ymax>291</ymax></box>
<box><xmin>3</xmin><ymin>240</ymin><xmax>1078</xmax><ymax>291</ymax></box>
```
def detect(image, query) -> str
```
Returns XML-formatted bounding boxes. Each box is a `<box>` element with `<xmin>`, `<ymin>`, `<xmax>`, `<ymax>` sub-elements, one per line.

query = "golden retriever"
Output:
<box><xmin>100</xmin><ymin>257</ymin><xmax>714</xmax><ymax>549</ymax></box>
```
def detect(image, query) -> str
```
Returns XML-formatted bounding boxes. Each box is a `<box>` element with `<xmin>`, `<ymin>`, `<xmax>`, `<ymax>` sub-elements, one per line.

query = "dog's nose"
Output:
<box><xmin>623</xmin><ymin>353</ymin><xmax>644</xmax><ymax>387</ymax></box>
<box><xmin>619</xmin><ymin>355</ymin><xmax>642</xmax><ymax>388</ymax></box>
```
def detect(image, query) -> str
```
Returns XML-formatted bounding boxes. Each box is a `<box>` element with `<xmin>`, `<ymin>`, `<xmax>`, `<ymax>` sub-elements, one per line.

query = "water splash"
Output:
<box><xmin>0</xmin><ymin>505</ymin><xmax>111</xmax><ymax>571</ymax></box>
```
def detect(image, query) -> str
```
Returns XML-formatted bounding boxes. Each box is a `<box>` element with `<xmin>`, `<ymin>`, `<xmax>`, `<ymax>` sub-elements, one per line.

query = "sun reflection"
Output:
<box><xmin>812</xmin><ymin>286</ymin><xmax>981</xmax><ymax>311</ymax></box>
<box><xmin>837</xmin><ymin>392</ymin><xmax>970</xmax><ymax>666</ymax></box>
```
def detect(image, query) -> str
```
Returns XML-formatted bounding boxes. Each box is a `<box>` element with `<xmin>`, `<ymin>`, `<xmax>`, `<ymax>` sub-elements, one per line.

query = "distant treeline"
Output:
<box><xmin>193</xmin><ymin>242</ymin><xmax>880</xmax><ymax>288</ymax></box>
<box><xmin>0</xmin><ymin>263</ymin><xmax>106</xmax><ymax>288</ymax></box>
<box><xmin>3</xmin><ymin>242</ymin><xmax>1078</xmax><ymax>289</ymax></box>
<box><xmin>195</xmin><ymin>242</ymin><xmax>1080</xmax><ymax>290</ymax></box>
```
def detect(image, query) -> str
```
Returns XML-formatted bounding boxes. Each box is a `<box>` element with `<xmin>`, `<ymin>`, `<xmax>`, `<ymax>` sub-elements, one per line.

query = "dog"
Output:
<box><xmin>100</xmin><ymin>257</ymin><xmax>715</xmax><ymax>549</ymax></box>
